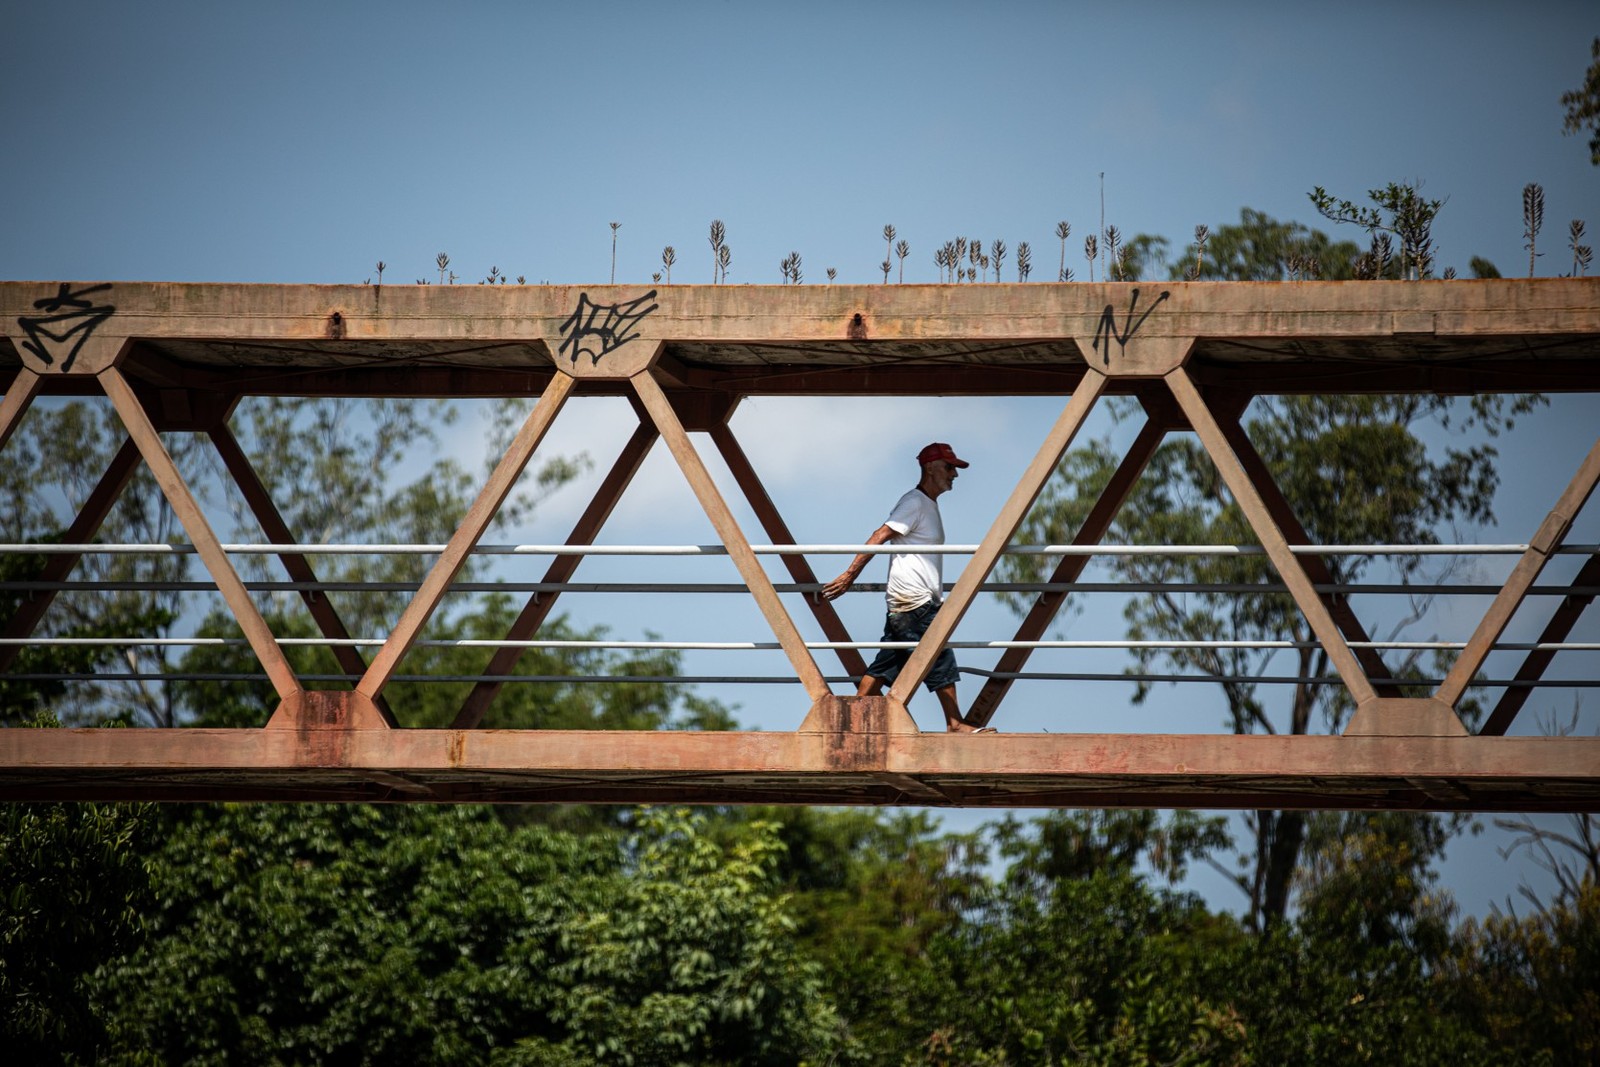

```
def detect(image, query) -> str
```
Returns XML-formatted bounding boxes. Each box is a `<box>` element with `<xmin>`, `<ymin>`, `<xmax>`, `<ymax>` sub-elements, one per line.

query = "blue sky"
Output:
<box><xmin>4</xmin><ymin>0</ymin><xmax>1597</xmax><ymax>915</ymax></box>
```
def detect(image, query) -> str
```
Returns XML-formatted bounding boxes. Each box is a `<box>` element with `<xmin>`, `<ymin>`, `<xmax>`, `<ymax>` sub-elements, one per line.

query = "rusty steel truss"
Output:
<box><xmin>2</xmin><ymin>279</ymin><xmax>1598</xmax><ymax>810</ymax></box>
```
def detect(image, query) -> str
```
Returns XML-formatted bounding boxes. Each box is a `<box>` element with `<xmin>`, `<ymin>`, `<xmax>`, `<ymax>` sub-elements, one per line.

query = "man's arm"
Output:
<box><xmin>821</xmin><ymin>524</ymin><xmax>896</xmax><ymax>601</ymax></box>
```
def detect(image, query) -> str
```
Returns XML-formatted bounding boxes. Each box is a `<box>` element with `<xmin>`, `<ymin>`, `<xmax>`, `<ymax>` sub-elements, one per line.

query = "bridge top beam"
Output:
<box><xmin>3</xmin><ymin>279</ymin><xmax>1596</xmax><ymax>396</ymax></box>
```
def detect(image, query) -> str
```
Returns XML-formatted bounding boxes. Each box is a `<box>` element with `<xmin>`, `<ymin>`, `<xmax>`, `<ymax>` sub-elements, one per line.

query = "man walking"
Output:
<box><xmin>821</xmin><ymin>442</ymin><xmax>992</xmax><ymax>733</ymax></box>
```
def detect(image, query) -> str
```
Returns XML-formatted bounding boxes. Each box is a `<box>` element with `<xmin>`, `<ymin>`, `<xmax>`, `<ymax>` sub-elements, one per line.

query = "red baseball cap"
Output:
<box><xmin>916</xmin><ymin>442</ymin><xmax>969</xmax><ymax>468</ymax></box>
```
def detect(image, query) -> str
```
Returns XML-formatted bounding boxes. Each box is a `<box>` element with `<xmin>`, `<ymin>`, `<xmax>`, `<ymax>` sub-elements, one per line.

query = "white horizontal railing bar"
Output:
<box><xmin>6</xmin><ymin>579</ymin><xmax>1597</xmax><ymax>598</ymax></box>
<box><xmin>6</xmin><ymin>542</ymin><xmax>1598</xmax><ymax>557</ymax></box>
<box><xmin>11</xmin><ymin>637</ymin><xmax>1599</xmax><ymax>652</ymax></box>
<box><xmin>15</xmin><ymin>671</ymin><xmax>1596</xmax><ymax>689</ymax></box>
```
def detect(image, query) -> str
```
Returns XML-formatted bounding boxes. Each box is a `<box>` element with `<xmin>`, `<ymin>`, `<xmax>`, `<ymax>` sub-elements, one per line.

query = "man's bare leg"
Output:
<box><xmin>937</xmin><ymin>685</ymin><xmax>979</xmax><ymax>732</ymax></box>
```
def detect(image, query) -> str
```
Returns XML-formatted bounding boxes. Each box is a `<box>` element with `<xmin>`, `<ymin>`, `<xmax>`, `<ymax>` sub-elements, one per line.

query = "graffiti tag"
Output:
<box><xmin>557</xmin><ymin>289</ymin><xmax>658</xmax><ymax>366</ymax></box>
<box><xmin>16</xmin><ymin>283</ymin><xmax>116</xmax><ymax>372</ymax></box>
<box><xmin>1091</xmin><ymin>287</ymin><xmax>1170</xmax><ymax>365</ymax></box>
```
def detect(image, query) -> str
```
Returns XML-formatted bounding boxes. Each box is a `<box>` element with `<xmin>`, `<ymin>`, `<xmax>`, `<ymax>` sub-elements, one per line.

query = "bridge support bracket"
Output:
<box><xmin>267</xmin><ymin>690</ymin><xmax>391</xmax><ymax>731</ymax></box>
<box><xmin>1345</xmin><ymin>697</ymin><xmax>1467</xmax><ymax>737</ymax></box>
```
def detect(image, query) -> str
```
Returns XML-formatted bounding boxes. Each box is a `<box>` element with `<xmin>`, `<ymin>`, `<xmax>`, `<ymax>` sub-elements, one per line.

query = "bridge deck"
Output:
<box><xmin>4</xmin><ymin>728</ymin><xmax>1598</xmax><ymax>812</ymax></box>
<box><xmin>2</xmin><ymin>279</ymin><xmax>1597</xmax><ymax>810</ymax></box>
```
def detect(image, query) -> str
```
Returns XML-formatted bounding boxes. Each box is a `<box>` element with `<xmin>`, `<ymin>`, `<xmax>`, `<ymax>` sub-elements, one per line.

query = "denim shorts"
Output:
<box><xmin>863</xmin><ymin>600</ymin><xmax>960</xmax><ymax>692</ymax></box>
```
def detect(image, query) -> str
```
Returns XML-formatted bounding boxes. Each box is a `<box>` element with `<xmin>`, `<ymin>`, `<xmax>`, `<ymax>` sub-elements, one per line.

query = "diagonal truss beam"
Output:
<box><xmin>451</xmin><ymin>420</ymin><xmax>660</xmax><ymax>729</ymax></box>
<box><xmin>891</xmin><ymin>370</ymin><xmax>1108</xmax><ymax>705</ymax></box>
<box><xmin>709</xmin><ymin>421</ymin><xmax>869</xmax><ymax>679</ymax></box>
<box><xmin>1166</xmin><ymin>366</ymin><xmax>1379</xmax><ymax>707</ymax></box>
<box><xmin>208</xmin><ymin>423</ymin><xmax>397</xmax><ymax>726</ymax></box>
<box><xmin>0</xmin><ymin>437</ymin><xmax>142</xmax><ymax>672</ymax></box>
<box><xmin>0</xmin><ymin>367</ymin><xmax>41</xmax><ymax>454</ymax></box>
<box><xmin>100</xmin><ymin>367</ymin><xmax>302</xmax><ymax>700</ymax></box>
<box><xmin>966</xmin><ymin>411</ymin><xmax>1168</xmax><ymax>728</ymax></box>
<box><xmin>1480</xmin><ymin>549</ymin><xmax>1600</xmax><ymax>736</ymax></box>
<box><xmin>359</xmin><ymin>372</ymin><xmax>576</xmax><ymax>699</ymax></box>
<box><xmin>630</xmin><ymin>369</ymin><xmax>831</xmax><ymax>704</ymax></box>
<box><xmin>1438</xmin><ymin>431</ymin><xmax>1600</xmax><ymax>709</ymax></box>
<box><xmin>1215</xmin><ymin>399</ymin><xmax>1406</xmax><ymax>699</ymax></box>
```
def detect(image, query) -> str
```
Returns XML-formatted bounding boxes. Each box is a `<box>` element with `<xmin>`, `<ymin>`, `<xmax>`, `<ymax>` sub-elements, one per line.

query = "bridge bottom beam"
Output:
<box><xmin>0</xmin><ymin>729</ymin><xmax>1595</xmax><ymax>813</ymax></box>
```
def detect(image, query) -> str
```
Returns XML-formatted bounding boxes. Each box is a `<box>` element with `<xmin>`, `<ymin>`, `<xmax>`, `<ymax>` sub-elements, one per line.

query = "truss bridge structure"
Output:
<box><xmin>2</xmin><ymin>279</ymin><xmax>1598</xmax><ymax>810</ymax></box>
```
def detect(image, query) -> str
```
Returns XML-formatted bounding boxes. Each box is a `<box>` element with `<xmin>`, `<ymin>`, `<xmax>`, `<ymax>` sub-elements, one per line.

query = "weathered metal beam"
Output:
<box><xmin>1167</xmin><ymin>366</ymin><xmax>1381</xmax><ymax>708</ymax></box>
<box><xmin>966</xmin><ymin>411</ymin><xmax>1168</xmax><ymax>727</ymax></box>
<box><xmin>891</xmin><ymin>371</ymin><xmax>1109</xmax><ymax>708</ymax></box>
<box><xmin>1</xmin><ymin>728</ymin><xmax>1595</xmax><ymax>812</ymax></box>
<box><xmin>631</xmin><ymin>369</ymin><xmax>831</xmax><ymax>704</ymax></box>
<box><xmin>208</xmin><ymin>423</ymin><xmax>397</xmax><ymax>727</ymax></box>
<box><xmin>1437</xmin><ymin>432</ymin><xmax>1600</xmax><ymax>707</ymax></box>
<box><xmin>1214</xmin><ymin>395</ymin><xmax>1406</xmax><ymax>698</ymax></box>
<box><xmin>0</xmin><ymin>367</ymin><xmax>41</xmax><ymax>453</ymax></box>
<box><xmin>451</xmin><ymin>420</ymin><xmax>660</xmax><ymax>728</ymax></box>
<box><xmin>90</xmin><ymin>358</ymin><xmax>1600</xmax><ymax>401</ymax></box>
<box><xmin>1480</xmin><ymin>550</ymin><xmax>1600</xmax><ymax>736</ymax></box>
<box><xmin>100</xmin><ymin>366</ymin><xmax>302</xmax><ymax>700</ymax></box>
<box><xmin>0</xmin><ymin>437</ymin><xmax>142</xmax><ymax>671</ymax></box>
<box><xmin>357</xmin><ymin>371</ymin><xmax>576</xmax><ymax>700</ymax></box>
<box><xmin>710</xmin><ymin>421</ymin><xmax>869</xmax><ymax>679</ymax></box>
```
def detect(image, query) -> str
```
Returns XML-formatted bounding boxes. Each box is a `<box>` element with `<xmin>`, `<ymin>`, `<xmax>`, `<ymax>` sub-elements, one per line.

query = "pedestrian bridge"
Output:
<box><xmin>2</xmin><ymin>279</ymin><xmax>1597</xmax><ymax>810</ymax></box>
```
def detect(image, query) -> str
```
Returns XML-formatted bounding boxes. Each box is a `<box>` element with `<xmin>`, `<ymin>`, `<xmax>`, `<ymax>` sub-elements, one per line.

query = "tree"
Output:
<box><xmin>1309</xmin><ymin>182</ymin><xmax>1445</xmax><ymax>279</ymax></box>
<box><xmin>752</xmin><ymin>807</ymin><xmax>991</xmax><ymax>1058</ymax></box>
<box><xmin>1446</xmin><ymin>882</ymin><xmax>1600</xmax><ymax>1065</ymax></box>
<box><xmin>901</xmin><ymin>814</ymin><xmax>1248</xmax><ymax>1066</ymax></box>
<box><xmin>1003</xmin><ymin>209</ymin><xmax>1535</xmax><ymax>926</ymax></box>
<box><xmin>90</xmin><ymin>805</ymin><xmax>841</xmax><ymax>1065</ymax></box>
<box><xmin>1164</xmin><ymin>208</ymin><xmax>1362</xmax><ymax>281</ymax></box>
<box><xmin>1562</xmin><ymin>37</ymin><xmax>1600</xmax><ymax>165</ymax></box>
<box><xmin>0</xmin><ymin>718</ymin><xmax>150</xmax><ymax>1064</ymax></box>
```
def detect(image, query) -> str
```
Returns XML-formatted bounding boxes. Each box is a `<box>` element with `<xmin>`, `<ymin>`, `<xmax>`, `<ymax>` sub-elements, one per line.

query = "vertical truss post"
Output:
<box><xmin>0</xmin><ymin>368</ymin><xmax>41</xmax><ymax>453</ymax></box>
<box><xmin>1438</xmin><ymin>432</ymin><xmax>1600</xmax><ymax>709</ymax></box>
<box><xmin>1480</xmin><ymin>550</ymin><xmax>1600</xmax><ymax>736</ymax></box>
<box><xmin>966</xmin><ymin>410</ymin><xmax>1168</xmax><ymax>727</ymax></box>
<box><xmin>889</xmin><ymin>370</ymin><xmax>1108</xmax><ymax>706</ymax></box>
<box><xmin>100</xmin><ymin>366</ymin><xmax>302</xmax><ymax>701</ymax></box>
<box><xmin>1214</xmin><ymin>399</ymin><xmax>1405</xmax><ymax>699</ymax></box>
<box><xmin>630</xmin><ymin>369</ymin><xmax>831</xmax><ymax>704</ymax></box>
<box><xmin>709</xmin><ymin>421</ymin><xmax>869</xmax><ymax>679</ymax></box>
<box><xmin>451</xmin><ymin>421</ymin><xmax>660</xmax><ymax>729</ymax></box>
<box><xmin>208</xmin><ymin>423</ymin><xmax>398</xmax><ymax>727</ymax></box>
<box><xmin>0</xmin><ymin>437</ymin><xmax>142</xmax><ymax>671</ymax></box>
<box><xmin>358</xmin><ymin>372</ymin><xmax>576</xmax><ymax>701</ymax></box>
<box><xmin>1166</xmin><ymin>366</ymin><xmax>1380</xmax><ymax>708</ymax></box>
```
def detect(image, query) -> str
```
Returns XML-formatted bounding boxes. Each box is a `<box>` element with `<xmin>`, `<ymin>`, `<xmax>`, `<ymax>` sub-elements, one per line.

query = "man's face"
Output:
<box><xmin>926</xmin><ymin>459</ymin><xmax>959</xmax><ymax>495</ymax></box>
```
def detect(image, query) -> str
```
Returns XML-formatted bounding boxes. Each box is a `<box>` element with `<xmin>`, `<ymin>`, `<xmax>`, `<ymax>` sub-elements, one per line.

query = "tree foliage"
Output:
<box><xmin>1562</xmin><ymin>37</ymin><xmax>1600</xmax><ymax>165</ymax></box>
<box><xmin>90</xmin><ymin>805</ymin><xmax>839</xmax><ymax>1066</ymax></box>
<box><xmin>0</xmin><ymin>720</ymin><xmax>150</xmax><ymax>1064</ymax></box>
<box><xmin>1309</xmin><ymin>182</ymin><xmax>1445</xmax><ymax>279</ymax></box>
<box><xmin>1169</xmin><ymin>208</ymin><xmax>1363</xmax><ymax>281</ymax></box>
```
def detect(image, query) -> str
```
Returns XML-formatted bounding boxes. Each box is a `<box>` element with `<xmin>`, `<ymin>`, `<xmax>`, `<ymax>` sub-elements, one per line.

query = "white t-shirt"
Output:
<box><xmin>883</xmin><ymin>488</ymin><xmax>944</xmax><ymax>612</ymax></box>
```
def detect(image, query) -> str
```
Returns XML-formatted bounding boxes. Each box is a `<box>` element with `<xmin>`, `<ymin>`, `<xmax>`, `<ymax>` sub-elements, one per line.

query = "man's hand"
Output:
<box><xmin>822</xmin><ymin>524</ymin><xmax>896</xmax><ymax>602</ymax></box>
<box><xmin>820</xmin><ymin>573</ymin><xmax>853</xmax><ymax>601</ymax></box>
